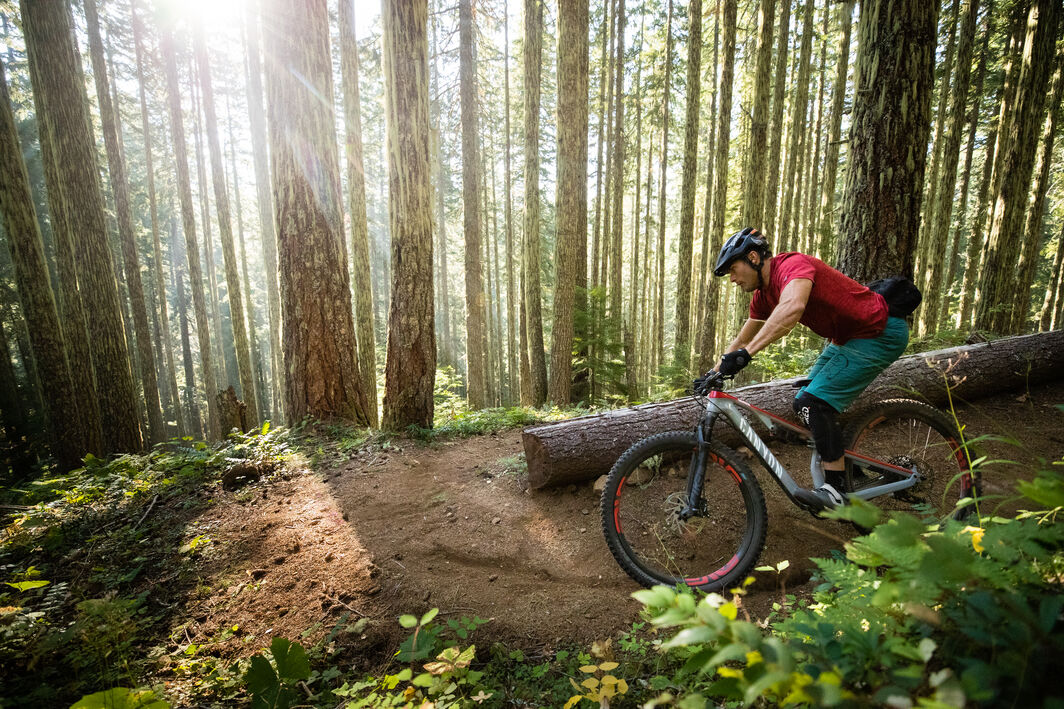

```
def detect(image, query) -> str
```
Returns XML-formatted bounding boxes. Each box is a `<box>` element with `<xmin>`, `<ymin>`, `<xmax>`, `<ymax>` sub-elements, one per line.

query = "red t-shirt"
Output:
<box><xmin>749</xmin><ymin>252</ymin><xmax>888</xmax><ymax>344</ymax></box>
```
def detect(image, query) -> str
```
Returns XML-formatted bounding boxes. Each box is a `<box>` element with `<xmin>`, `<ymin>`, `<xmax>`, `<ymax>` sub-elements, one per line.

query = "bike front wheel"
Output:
<box><xmin>844</xmin><ymin>399</ymin><xmax>980</xmax><ymax>520</ymax></box>
<box><xmin>600</xmin><ymin>431</ymin><xmax>768</xmax><ymax>592</ymax></box>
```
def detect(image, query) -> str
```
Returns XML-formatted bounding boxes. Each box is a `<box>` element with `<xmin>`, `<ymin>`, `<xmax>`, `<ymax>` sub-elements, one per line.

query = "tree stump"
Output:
<box><xmin>522</xmin><ymin>329</ymin><xmax>1064</xmax><ymax>489</ymax></box>
<box><xmin>217</xmin><ymin>386</ymin><xmax>248</xmax><ymax>434</ymax></box>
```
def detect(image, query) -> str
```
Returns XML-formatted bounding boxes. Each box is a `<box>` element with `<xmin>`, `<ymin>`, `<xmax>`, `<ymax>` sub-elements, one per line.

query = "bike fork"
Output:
<box><xmin>681</xmin><ymin>414</ymin><xmax>717</xmax><ymax>519</ymax></box>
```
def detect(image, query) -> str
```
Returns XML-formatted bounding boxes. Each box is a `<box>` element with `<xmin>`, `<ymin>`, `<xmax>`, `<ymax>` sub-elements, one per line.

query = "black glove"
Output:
<box><xmin>719</xmin><ymin>348</ymin><xmax>751</xmax><ymax>376</ymax></box>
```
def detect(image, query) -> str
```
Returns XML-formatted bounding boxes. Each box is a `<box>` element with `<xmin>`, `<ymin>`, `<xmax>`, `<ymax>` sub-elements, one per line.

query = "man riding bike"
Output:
<box><xmin>707</xmin><ymin>227</ymin><xmax>911</xmax><ymax>509</ymax></box>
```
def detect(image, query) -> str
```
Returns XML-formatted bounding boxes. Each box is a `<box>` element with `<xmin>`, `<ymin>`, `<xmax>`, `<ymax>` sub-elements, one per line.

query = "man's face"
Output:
<box><xmin>727</xmin><ymin>252</ymin><xmax>762</xmax><ymax>292</ymax></box>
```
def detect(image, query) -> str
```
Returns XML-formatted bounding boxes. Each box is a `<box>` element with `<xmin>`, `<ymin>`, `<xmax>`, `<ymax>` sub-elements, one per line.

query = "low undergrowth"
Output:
<box><xmin>2</xmin><ymin>414</ymin><xmax>1061</xmax><ymax>708</ymax></box>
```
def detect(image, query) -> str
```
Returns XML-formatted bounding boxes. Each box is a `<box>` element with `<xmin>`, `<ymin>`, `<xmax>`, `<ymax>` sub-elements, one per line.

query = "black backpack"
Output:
<box><xmin>867</xmin><ymin>276</ymin><xmax>922</xmax><ymax>318</ymax></box>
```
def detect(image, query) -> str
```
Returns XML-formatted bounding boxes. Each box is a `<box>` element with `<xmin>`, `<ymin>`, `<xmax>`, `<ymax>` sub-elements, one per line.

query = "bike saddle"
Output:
<box><xmin>791</xmin><ymin>378</ymin><xmax>812</xmax><ymax>389</ymax></box>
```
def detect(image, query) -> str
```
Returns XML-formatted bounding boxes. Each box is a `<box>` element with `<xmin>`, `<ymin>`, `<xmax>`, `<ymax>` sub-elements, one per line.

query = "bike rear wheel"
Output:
<box><xmin>843</xmin><ymin>399</ymin><xmax>980</xmax><ymax>520</ymax></box>
<box><xmin>600</xmin><ymin>431</ymin><xmax>767</xmax><ymax>592</ymax></box>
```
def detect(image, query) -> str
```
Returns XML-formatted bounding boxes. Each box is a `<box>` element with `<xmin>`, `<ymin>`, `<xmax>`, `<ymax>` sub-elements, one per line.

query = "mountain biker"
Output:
<box><xmin>707</xmin><ymin>227</ymin><xmax>910</xmax><ymax>509</ymax></box>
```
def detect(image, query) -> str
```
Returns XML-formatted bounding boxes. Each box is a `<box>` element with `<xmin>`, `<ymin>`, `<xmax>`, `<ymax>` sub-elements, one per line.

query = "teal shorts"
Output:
<box><xmin>799</xmin><ymin>317</ymin><xmax>909</xmax><ymax>412</ymax></box>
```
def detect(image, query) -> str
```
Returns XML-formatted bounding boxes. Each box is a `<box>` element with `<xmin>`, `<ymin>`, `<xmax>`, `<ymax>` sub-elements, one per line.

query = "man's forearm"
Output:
<box><xmin>745</xmin><ymin>302</ymin><xmax>803</xmax><ymax>354</ymax></box>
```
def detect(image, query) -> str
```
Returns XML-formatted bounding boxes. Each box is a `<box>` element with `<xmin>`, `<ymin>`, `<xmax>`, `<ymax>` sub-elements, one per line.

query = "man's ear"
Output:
<box><xmin>748</xmin><ymin>251</ymin><xmax>761</xmax><ymax>267</ymax></box>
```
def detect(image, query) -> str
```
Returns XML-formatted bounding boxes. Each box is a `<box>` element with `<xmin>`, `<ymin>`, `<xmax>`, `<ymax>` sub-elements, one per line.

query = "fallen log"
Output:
<box><xmin>522</xmin><ymin>329</ymin><xmax>1064</xmax><ymax>489</ymax></box>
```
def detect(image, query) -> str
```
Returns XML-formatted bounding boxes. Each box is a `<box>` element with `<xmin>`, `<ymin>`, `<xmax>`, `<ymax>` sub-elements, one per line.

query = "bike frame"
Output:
<box><xmin>683</xmin><ymin>389</ymin><xmax>923</xmax><ymax>515</ymax></box>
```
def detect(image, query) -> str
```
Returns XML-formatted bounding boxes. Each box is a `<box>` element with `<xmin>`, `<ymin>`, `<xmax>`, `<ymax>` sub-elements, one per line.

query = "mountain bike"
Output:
<box><xmin>600</xmin><ymin>370</ymin><xmax>979</xmax><ymax>592</ymax></box>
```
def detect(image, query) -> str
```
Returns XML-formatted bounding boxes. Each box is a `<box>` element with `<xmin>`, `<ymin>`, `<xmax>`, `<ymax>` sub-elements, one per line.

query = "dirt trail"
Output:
<box><xmin>179</xmin><ymin>380</ymin><xmax>1064</xmax><ymax>661</ymax></box>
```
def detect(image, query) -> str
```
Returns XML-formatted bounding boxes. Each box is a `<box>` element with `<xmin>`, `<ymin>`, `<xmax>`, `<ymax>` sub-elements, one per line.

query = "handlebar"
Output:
<box><xmin>692</xmin><ymin>370</ymin><xmax>730</xmax><ymax>397</ymax></box>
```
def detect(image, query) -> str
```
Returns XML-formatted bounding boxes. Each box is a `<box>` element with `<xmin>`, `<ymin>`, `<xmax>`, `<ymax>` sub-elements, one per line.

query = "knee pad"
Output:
<box><xmin>793</xmin><ymin>391</ymin><xmax>844</xmax><ymax>461</ymax></box>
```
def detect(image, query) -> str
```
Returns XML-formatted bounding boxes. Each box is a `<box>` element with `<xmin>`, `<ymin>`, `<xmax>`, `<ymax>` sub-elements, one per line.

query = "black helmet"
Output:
<box><xmin>714</xmin><ymin>227</ymin><xmax>770</xmax><ymax>277</ymax></box>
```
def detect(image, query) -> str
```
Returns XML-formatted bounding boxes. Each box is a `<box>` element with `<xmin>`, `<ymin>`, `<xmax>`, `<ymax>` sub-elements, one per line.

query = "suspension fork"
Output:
<box><xmin>681</xmin><ymin>411</ymin><xmax>718</xmax><ymax>519</ymax></box>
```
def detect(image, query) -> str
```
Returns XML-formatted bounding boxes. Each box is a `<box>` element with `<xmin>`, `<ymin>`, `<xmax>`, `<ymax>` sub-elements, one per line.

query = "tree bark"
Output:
<box><xmin>940</xmin><ymin>0</ymin><xmax>995</xmax><ymax>329</ymax></box>
<box><xmin>170</xmin><ymin>209</ymin><xmax>203</xmax><ymax>439</ymax></box>
<box><xmin>1011</xmin><ymin>45</ymin><xmax>1063</xmax><ymax>331</ymax></box>
<box><xmin>915</xmin><ymin>0</ymin><xmax>961</xmax><ymax>294</ymax></box>
<box><xmin>700</xmin><ymin>0</ymin><xmax>737</xmax><ymax>367</ymax></box>
<box><xmin>761</xmin><ymin>0</ymin><xmax>792</xmax><ymax>235</ymax></box>
<box><xmin>523</xmin><ymin>0</ymin><xmax>547</xmax><ymax>406</ymax></box>
<box><xmin>523</xmin><ymin>329</ymin><xmax>1064</xmax><ymax>488</ymax></box>
<box><xmin>975</xmin><ymin>0</ymin><xmax>1060</xmax><ymax>334</ymax></box>
<box><xmin>161</xmin><ymin>26</ymin><xmax>222</xmax><ymax>440</ymax></box>
<box><xmin>741</xmin><ymin>0</ymin><xmax>776</xmax><ymax>230</ymax></box>
<box><xmin>380</xmin><ymin>0</ymin><xmax>436</xmax><ymax>429</ymax></box>
<box><xmin>654</xmin><ymin>0</ymin><xmax>674</xmax><ymax>380</ymax></box>
<box><xmin>817</xmin><ymin>1</ymin><xmax>853</xmax><ymax>257</ymax></box>
<box><xmin>194</xmin><ymin>21</ymin><xmax>259</xmax><ymax>429</ymax></box>
<box><xmin>836</xmin><ymin>0</ymin><xmax>938</xmax><ymax>282</ymax></box>
<box><xmin>21</xmin><ymin>0</ymin><xmax>142</xmax><ymax>453</ymax></box>
<box><xmin>459</xmin><ymin>0</ymin><xmax>488</xmax><ymax>410</ymax></box>
<box><xmin>243</xmin><ymin>0</ymin><xmax>283</xmax><ymax>423</ymax></box>
<box><xmin>0</xmin><ymin>55</ymin><xmax>82</xmax><ymax>468</ymax></box>
<box><xmin>1039</xmin><ymin>224</ymin><xmax>1064</xmax><ymax>330</ymax></box>
<box><xmin>132</xmin><ymin>0</ymin><xmax>184</xmax><ymax>437</ymax></box>
<box><xmin>85</xmin><ymin>0</ymin><xmax>164</xmax><ymax>444</ymax></box>
<box><xmin>778</xmin><ymin>0</ymin><xmax>815</xmax><ymax>251</ymax></box>
<box><xmin>264</xmin><ymin>0</ymin><xmax>371</xmax><ymax>425</ymax></box>
<box><xmin>921</xmin><ymin>0</ymin><xmax>980</xmax><ymax>333</ymax></box>
<box><xmin>549</xmin><ymin>0</ymin><xmax>589</xmax><ymax>405</ymax></box>
<box><xmin>339</xmin><ymin>0</ymin><xmax>380</xmax><ymax>427</ymax></box>
<box><xmin>672</xmin><ymin>0</ymin><xmax>701</xmax><ymax>370</ymax></box>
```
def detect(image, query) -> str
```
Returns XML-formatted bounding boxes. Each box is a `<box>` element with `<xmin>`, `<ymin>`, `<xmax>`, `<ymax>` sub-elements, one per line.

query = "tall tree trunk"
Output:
<box><xmin>264</xmin><ymin>0</ymin><xmax>372</xmax><ymax>425</ymax></box>
<box><xmin>23</xmin><ymin>25</ymin><xmax>102</xmax><ymax>456</ymax></box>
<box><xmin>459</xmin><ymin>0</ymin><xmax>488</xmax><ymax>409</ymax></box>
<box><xmin>654</xmin><ymin>0</ymin><xmax>673</xmax><ymax>378</ymax></box>
<box><xmin>523</xmin><ymin>0</ymin><xmax>547</xmax><ymax>406</ymax></box>
<box><xmin>700</xmin><ymin>0</ymin><xmax>737</xmax><ymax>364</ymax></box>
<box><xmin>194</xmin><ymin>22</ymin><xmax>259</xmax><ymax>429</ymax></box>
<box><xmin>170</xmin><ymin>208</ymin><xmax>203</xmax><ymax>439</ymax></box>
<box><xmin>549</xmin><ymin>0</ymin><xmax>589</xmax><ymax>405</ymax></box>
<box><xmin>761</xmin><ymin>0</ymin><xmax>792</xmax><ymax>234</ymax></box>
<box><xmin>1039</xmin><ymin>223</ymin><xmax>1064</xmax><ymax>330</ymax></box>
<box><xmin>503</xmin><ymin>0</ymin><xmax>519</xmax><ymax>402</ymax></box>
<box><xmin>339</xmin><ymin>0</ymin><xmax>380</xmax><ymax>426</ymax></box>
<box><xmin>227</xmin><ymin>98</ymin><xmax>269</xmax><ymax>421</ymax></box>
<box><xmin>672</xmin><ymin>0</ymin><xmax>700</xmax><ymax>371</ymax></box>
<box><xmin>921</xmin><ymin>0</ymin><xmax>980</xmax><ymax>333</ymax></box>
<box><xmin>915</xmin><ymin>0</ymin><xmax>961</xmax><ymax>294</ymax></box>
<box><xmin>958</xmin><ymin>12</ymin><xmax>1011</xmax><ymax>330</ymax></box>
<box><xmin>161</xmin><ymin>26</ymin><xmax>222</xmax><ymax>439</ymax></box>
<box><xmin>190</xmin><ymin>62</ymin><xmax>229</xmax><ymax>390</ymax></box>
<box><xmin>694</xmin><ymin>0</ymin><xmax>721</xmax><ymax>377</ymax></box>
<box><xmin>243</xmin><ymin>0</ymin><xmax>283</xmax><ymax>423</ymax></box>
<box><xmin>975</xmin><ymin>0</ymin><xmax>1060</xmax><ymax>333</ymax></box>
<box><xmin>380</xmin><ymin>0</ymin><xmax>436</xmax><ymax>428</ymax></box>
<box><xmin>741</xmin><ymin>0</ymin><xmax>776</xmax><ymax>229</ymax></box>
<box><xmin>941</xmin><ymin>0</ymin><xmax>995</xmax><ymax>328</ymax></box>
<box><xmin>818</xmin><ymin>1</ymin><xmax>854</xmax><ymax>257</ymax></box>
<box><xmin>0</xmin><ymin>55</ymin><xmax>83</xmax><ymax>468</ymax></box>
<box><xmin>1011</xmin><ymin>44</ymin><xmax>1063</xmax><ymax>331</ymax></box>
<box><xmin>85</xmin><ymin>0</ymin><xmax>165</xmax><ymax>445</ymax></box>
<box><xmin>609</xmin><ymin>0</ymin><xmax>626</xmax><ymax>328</ymax></box>
<box><xmin>21</xmin><ymin>0</ymin><xmax>142</xmax><ymax>453</ymax></box>
<box><xmin>132</xmin><ymin>0</ymin><xmax>184</xmax><ymax>437</ymax></box>
<box><xmin>778</xmin><ymin>0</ymin><xmax>815</xmax><ymax>250</ymax></box>
<box><xmin>430</xmin><ymin>9</ymin><xmax>452</xmax><ymax>369</ymax></box>
<box><xmin>836</xmin><ymin>0</ymin><xmax>938</xmax><ymax>282</ymax></box>
<box><xmin>969</xmin><ymin>4</ymin><xmax>1027</xmax><ymax>324</ymax></box>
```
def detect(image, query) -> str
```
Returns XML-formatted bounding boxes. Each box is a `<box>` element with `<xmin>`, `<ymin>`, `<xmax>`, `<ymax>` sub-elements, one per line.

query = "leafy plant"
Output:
<box><xmin>70</xmin><ymin>687</ymin><xmax>170</xmax><ymax>709</ymax></box>
<box><xmin>635</xmin><ymin>469</ymin><xmax>1064</xmax><ymax>707</ymax></box>
<box><xmin>564</xmin><ymin>660</ymin><xmax>630</xmax><ymax>708</ymax></box>
<box><xmin>244</xmin><ymin>637</ymin><xmax>311</xmax><ymax>709</ymax></box>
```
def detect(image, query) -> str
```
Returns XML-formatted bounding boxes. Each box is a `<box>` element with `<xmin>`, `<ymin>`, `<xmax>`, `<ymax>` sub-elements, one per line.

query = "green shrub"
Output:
<box><xmin>635</xmin><ymin>467</ymin><xmax>1064</xmax><ymax>707</ymax></box>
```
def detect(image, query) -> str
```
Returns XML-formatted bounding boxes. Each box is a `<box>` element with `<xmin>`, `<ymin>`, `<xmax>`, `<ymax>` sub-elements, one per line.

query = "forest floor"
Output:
<box><xmin>170</xmin><ymin>378</ymin><xmax>1064</xmax><ymax>676</ymax></box>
